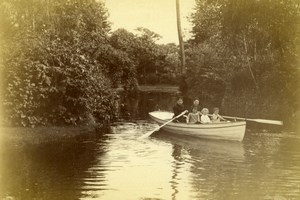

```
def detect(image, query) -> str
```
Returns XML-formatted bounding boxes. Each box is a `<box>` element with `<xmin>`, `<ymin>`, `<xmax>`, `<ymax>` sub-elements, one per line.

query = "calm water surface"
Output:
<box><xmin>1</xmin><ymin>123</ymin><xmax>300</xmax><ymax>200</ymax></box>
<box><xmin>1</xmin><ymin>92</ymin><xmax>300</xmax><ymax>199</ymax></box>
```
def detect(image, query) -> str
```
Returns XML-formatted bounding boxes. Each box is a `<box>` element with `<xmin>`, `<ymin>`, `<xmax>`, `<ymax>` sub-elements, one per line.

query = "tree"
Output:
<box><xmin>0</xmin><ymin>0</ymin><xmax>121</xmax><ymax>126</ymax></box>
<box><xmin>176</xmin><ymin>0</ymin><xmax>186</xmax><ymax>74</ymax></box>
<box><xmin>188</xmin><ymin>0</ymin><xmax>300</xmax><ymax>126</ymax></box>
<box><xmin>110</xmin><ymin>28</ymin><xmax>181</xmax><ymax>85</ymax></box>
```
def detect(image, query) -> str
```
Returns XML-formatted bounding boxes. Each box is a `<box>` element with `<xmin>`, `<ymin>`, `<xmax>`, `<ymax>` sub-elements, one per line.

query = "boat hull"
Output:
<box><xmin>149</xmin><ymin>111</ymin><xmax>246</xmax><ymax>141</ymax></box>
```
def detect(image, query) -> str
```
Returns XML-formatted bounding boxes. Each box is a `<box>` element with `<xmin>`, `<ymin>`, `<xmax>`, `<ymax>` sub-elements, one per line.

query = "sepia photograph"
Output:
<box><xmin>0</xmin><ymin>0</ymin><xmax>299</xmax><ymax>199</ymax></box>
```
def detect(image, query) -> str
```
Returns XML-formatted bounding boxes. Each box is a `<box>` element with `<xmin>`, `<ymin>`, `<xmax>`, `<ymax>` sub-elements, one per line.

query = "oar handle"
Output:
<box><xmin>222</xmin><ymin>115</ymin><xmax>245</xmax><ymax>121</ymax></box>
<box><xmin>174</xmin><ymin>110</ymin><xmax>188</xmax><ymax>119</ymax></box>
<box><xmin>158</xmin><ymin>110</ymin><xmax>188</xmax><ymax>128</ymax></box>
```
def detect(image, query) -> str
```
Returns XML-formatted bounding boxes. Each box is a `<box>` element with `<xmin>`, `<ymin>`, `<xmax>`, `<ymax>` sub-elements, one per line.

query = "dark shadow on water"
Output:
<box><xmin>170</xmin><ymin>144</ymin><xmax>182</xmax><ymax>200</ymax></box>
<box><xmin>0</xmin><ymin>132</ymin><xmax>110</xmax><ymax>200</ymax></box>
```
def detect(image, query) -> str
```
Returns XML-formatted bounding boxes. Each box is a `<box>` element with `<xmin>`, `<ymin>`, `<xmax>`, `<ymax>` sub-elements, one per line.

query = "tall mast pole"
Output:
<box><xmin>176</xmin><ymin>0</ymin><xmax>186</xmax><ymax>74</ymax></box>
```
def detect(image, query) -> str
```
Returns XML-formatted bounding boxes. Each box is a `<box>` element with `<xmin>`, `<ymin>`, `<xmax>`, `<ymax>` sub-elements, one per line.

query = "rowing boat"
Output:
<box><xmin>149</xmin><ymin>111</ymin><xmax>246</xmax><ymax>142</ymax></box>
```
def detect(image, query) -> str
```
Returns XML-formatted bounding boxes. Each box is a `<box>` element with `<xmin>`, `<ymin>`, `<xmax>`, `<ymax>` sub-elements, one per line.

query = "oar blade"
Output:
<box><xmin>253</xmin><ymin>119</ymin><xmax>283</xmax><ymax>125</ymax></box>
<box><xmin>223</xmin><ymin>115</ymin><xmax>283</xmax><ymax>125</ymax></box>
<box><xmin>139</xmin><ymin>127</ymin><xmax>160</xmax><ymax>139</ymax></box>
<box><xmin>139</xmin><ymin>130</ymin><xmax>155</xmax><ymax>139</ymax></box>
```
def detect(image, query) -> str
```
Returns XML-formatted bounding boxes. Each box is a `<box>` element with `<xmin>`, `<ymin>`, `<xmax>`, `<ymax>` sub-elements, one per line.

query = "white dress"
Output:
<box><xmin>201</xmin><ymin>115</ymin><xmax>211</xmax><ymax>123</ymax></box>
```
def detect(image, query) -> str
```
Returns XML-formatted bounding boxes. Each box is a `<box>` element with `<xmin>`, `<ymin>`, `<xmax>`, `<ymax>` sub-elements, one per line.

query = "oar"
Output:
<box><xmin>221</xmin><ymin>115</ymin><xmax>283</xmax><ymax>125</ymax></box>
<box><xmin>139</xmin><ymin>110</ymin><xmax>188</xmax><ymax>139</ymax></box>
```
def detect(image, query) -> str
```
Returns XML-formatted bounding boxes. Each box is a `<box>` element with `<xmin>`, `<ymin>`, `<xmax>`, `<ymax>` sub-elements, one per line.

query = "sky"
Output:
<box><xmin>104</xmin><ymin>0</ymin><xmax>196</xmax><ymax>44</ymax></box>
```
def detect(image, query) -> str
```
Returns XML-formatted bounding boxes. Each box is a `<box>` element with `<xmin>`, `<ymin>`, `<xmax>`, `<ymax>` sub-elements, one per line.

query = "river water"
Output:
<box><xmin>1</xmin><ymin>92</ymin><xmax>300</xmax><ymax>200</ymax></box>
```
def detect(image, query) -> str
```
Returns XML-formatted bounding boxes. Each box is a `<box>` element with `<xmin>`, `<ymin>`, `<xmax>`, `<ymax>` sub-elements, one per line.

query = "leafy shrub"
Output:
<box><xmin>0</xmin><ymin>0</ymin><xmax>127</xmax><ymax>126</ymax></box>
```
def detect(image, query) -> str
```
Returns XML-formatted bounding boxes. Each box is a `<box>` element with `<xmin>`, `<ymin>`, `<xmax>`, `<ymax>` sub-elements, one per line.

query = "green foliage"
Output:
<box><xmin>93</xmin><ymin>43</ymin><xmax>138</xmax><ymax>91</ymax></box>
<box><xmin>157</xmin><ymin>43</ymin><xmax>181</xmax><ymax>84</ymax></box>
<box><xmin>110</xmin><ymin>28</ymin><xmax>181</xmax><ymax>85</ymax></box>
<box><xmin>0</xmin><ymin>0</ymin><xmax>131</xmax><ymax>126</ymax></box>
<box><xmin>110</xmin><ymin>28</ymin><xmax>160</xmax><ymax>84</ymax></box>
<box><xmin>0</xmin><ymin>0</ymin><xmax>182</xmax><ymax>126</ymax></box>
<box><xmin>188</xmin><ymin>0</ymin><xmax>300</xmax><ymax>127</ymax></box>
<box><xmin>185</xmin><ymin>42</ymin><xmax>226</xmax><ymax>107</ymax></box>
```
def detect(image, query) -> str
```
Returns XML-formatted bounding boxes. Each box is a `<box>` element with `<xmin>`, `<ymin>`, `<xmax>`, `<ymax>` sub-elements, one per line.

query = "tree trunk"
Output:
<box><xmin>176</xmin><ymin>0</ymin><xmax>186</xmax><ymax>74</ymax></box>
<box><xmin>243</xmin><ymin>34</ymin><xmax>258</xmax><ymax>90</ymax></box>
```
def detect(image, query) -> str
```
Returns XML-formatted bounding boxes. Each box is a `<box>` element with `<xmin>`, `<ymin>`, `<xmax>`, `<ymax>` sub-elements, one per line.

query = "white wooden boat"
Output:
<box><xmin>149</xmin><ymin>111</ymin><xmax>246</xmax><ymax>142</ymax></box>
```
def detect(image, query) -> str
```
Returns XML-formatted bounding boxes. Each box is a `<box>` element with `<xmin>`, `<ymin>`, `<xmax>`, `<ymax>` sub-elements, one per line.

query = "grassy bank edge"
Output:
<box><xmin>0</xmin><ymin>126</ymin><xmax>102</xmax><ymax>145</ymax></box>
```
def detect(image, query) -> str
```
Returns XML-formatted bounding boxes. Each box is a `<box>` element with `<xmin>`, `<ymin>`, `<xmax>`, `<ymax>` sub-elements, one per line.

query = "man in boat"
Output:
<box><xmin>190</xmin><ymin>98</ymin><xmax>201</xmax><ymax>112</ymax></box>
<box><xmin>173</xmin><ymin>97</ymin><xmax>188</xmax><ymax>122</ymax></box>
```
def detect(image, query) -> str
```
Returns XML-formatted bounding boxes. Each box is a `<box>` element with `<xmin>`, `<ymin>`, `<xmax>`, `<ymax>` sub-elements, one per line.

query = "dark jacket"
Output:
<box><xmin>173</xmin><ymin>104</ymin><xmax>186</xmax><ymax>122</ymax></box>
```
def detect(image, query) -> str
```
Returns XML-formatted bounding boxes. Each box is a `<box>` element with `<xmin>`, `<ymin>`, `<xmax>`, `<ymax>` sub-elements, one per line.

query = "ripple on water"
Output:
<box><xmin>1</xmin><ymin>123</ymin><xmax>299</xmax><ymax>200</ymax></box>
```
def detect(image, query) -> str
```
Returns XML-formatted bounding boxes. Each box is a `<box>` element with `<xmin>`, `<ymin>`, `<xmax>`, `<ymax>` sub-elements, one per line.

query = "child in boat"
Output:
<box><xmin>211</xmin><ymin>107</ymin><xmax>226</xmax><ymax>123</ymax></box>
<box><xmin>200</xmin><ymin>108</ymin><xmax>212</xmax><ymax>123</ymax></box>
<box><xmin>187</xmin><ymin>107</ymin><xmax>201</xmax><ymax>123</ymax></box>
<box><xmin>173</xmin><ymin>97</ymin><xmax>188</xmax><ymax>122</ymax></box>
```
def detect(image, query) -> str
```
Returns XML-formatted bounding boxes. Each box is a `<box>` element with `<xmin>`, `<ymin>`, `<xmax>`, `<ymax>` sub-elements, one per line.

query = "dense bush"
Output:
<box><xmin>0</xmin><ymin>0</ymin><xmax>134</xmax><ymax>126</ymax></box>
<box><xmin>110</xmin><ymin>28</ymin><xmax>181</xmax><ymax>85</ymax></box>
<box><xmin>186</xmin><ymin>0</ymin><xmax>300</xmax><ymax>128</ymax></box>
<box><xmin>0</xmin><ymin>0</ymin><xmax>181</xmax><ymax>127</ymax></box>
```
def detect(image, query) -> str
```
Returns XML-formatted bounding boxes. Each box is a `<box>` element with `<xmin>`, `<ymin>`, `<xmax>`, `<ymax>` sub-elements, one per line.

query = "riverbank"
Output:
<box><xmin>0</xmin><ymin>126</ymin><xmax>102</xmax><ymax>145</ymax></box>
<box><xmin>138</xmin><ymin>85</ymin><xmax>180</xmax><ymax>93</ymax></box>
<box><xmin>115</xmin><ymin>85</ymin><xmax>180</xmax><ymax>93</ymax></box>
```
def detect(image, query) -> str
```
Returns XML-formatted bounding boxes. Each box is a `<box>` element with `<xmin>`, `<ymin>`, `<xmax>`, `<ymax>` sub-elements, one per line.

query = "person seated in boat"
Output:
<box><xmin>187</xmin><ymin>107</ymin><xmax>201</xmax><ymax>124</ymax></box>
<box><xmin>190</xmin><ymin>98</ymin><xmax>201</xmax><ymax>112</ymax></box>
<box><xmin>173</xmin><ymin>97</ymin><xmax>188</xmax><ymax>122</ymax></box>
<box><xmin>200</xmin><ymin>108</ymin><xmax>212</xmax><ymax>123</ymax></box>
<box><xmin>211</xmin><ymin>107</ymin><xmax>226</xmax><ymax>123</ymax></box>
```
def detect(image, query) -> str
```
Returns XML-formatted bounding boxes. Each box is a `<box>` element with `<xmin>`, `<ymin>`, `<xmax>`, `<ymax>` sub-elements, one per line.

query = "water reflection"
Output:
<box><xmin>1</xmin><ymin>124</ymin><xmax>300</xmax><ymax>200</ymax></box>
<box><xmin>156</xmin><ymin>132</ymin><xmax>246</xmax><ymax>200</ymax></box>
<box><xmin>156</xmin><ymin>132</ymin><xmax>245</xmax><ymax>161</ymax></box>
<box><xmin>170</xmin><ymin>144</ymin><xmax>182</xmax><ymax>200</ymax></box>
<box><xmin>79</xmin><ymin>124</ymin><xmax>248</xmax><ymax>200</ymax></box>
<box><xmin>0</xmin><ymin>132</ymin><xmax>107</xmax><ymax>200</ymax></box>
<box><xmin>80</xmin><ymin>122</ymin><xmax>175</xmax><ymax>199</ymax></box>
